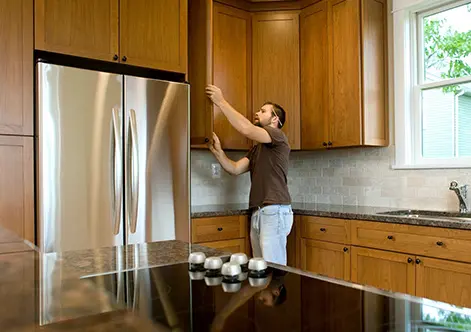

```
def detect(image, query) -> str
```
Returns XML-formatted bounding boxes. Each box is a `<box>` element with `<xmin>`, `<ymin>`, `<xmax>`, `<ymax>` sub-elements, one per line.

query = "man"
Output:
<box><xmin>205</xmin><ymin>85</ymin><xmax>293</xmax><ymax>266</ymax></box>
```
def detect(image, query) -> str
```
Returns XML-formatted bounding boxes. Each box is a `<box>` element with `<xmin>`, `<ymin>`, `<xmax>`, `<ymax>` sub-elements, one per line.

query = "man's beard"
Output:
<box><xmin>254</xmin><ymin>119</ymin><xmax>262</xmax><ymax>127</ymax></box>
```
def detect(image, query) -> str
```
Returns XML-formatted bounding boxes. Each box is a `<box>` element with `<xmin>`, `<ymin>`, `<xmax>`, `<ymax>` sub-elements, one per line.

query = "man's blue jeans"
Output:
<box><xmin>250</xmin><ymin>204</ymin><xmax>294</xmax><ymax>266</ymax></box>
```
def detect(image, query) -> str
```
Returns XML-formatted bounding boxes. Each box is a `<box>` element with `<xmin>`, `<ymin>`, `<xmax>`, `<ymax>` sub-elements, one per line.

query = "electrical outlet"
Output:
<box><xmin>211</xmin><ymin>163</ymin><xmax>221</xmax><ymax>178</ymax></box>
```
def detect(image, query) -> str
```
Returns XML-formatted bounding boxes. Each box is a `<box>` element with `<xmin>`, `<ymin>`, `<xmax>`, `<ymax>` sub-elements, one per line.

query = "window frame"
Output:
<box><xmin>393</xmin><ymin>0</ymin><xmax>471</xmax><ymax>169</ymax></box>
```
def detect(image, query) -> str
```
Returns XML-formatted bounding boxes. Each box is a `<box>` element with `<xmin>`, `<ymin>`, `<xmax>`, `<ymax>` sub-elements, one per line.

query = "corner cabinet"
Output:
<box><xmin>34</xmin><ymin>0</ymin><xmax>187</xmax><ymax>73</ymax></box>
<box><xmin>301</xmin><ymin>0</ymin><xmax>388</xmax><ymax>149</ymax></box>
<box><xmin>252</xmin><ymin>12</ymin><xmax>301</xmax><ymax>150</ymax></box>
<box><xmin>189</xmin><ymin>0</ymin><xmax>252</xmax><ymax>150</ymax></box>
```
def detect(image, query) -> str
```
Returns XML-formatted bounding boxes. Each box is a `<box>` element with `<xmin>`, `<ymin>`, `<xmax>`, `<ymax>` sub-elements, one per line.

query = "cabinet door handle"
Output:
<box><xmin>343</xmin><ymin>247</ymin><xmax>348</xmax><ymax>253</ymax></box>
<box><xmin>113</xmin><ymin>54</ymin><xmax>119</xmax><ymax>61</ymax></box>
<box><xmin>217</xmin><ymin>227</ymin><xmax>223</xmax><ymax>232</ymax></box>
<box><xmin>436</xmin><ymin>241</ymin><xmax>444</xmax><ymax>246</ymax></box>
<box><xmin>320</xmin><ymin>228</ymin><xmax>326</xmax><ymax>232</ymax></box>
<box><xmin>416</xmin><ymin>259</ymin><xmax>421</xmax><ymax>264</ymax></box>
<box><xmin>327</xmin><ymin>141</ymin><xmax>333</xmax><ymax>146</ymax></box>
<box><xmin>407</xmin><ymin>257</ymin><xmax>413</xmax><ymax>264</ymax></box>
<box><xmin>322</xmin><ymin>142</ymin><xmax>327</xmax><ymax>147</ymax></box>
<box><xmin>122</xmin><ymin>56</ymin><xmax>127</xmax><ymax>62</ymax></box>
<box><xmin>387</xmin><ymin>235</ymin><xmax>394</xmax><ymax>240</ymax></box>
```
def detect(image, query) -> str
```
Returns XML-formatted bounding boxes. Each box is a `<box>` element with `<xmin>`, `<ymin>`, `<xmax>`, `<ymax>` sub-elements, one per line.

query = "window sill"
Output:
<box><xmin>391</xmin><ymin>163</ymin><xmax>471</xmax><ymax>170</ymax></box>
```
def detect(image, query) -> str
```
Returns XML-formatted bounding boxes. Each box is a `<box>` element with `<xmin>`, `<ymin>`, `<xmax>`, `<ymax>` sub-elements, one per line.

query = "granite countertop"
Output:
<box><xmin>191</xmin><ymin>202</ymin><xmax>471</xmax><ymax>230</ymax></box>
<box><xmin>0</xmin><ymin>232</ymin><xmax>230</xmax><ymax>331</ymax></box>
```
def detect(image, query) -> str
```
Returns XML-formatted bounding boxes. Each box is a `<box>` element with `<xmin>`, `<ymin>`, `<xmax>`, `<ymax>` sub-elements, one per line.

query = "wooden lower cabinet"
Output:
<box><xmin>351</xmin><ymin>247</ymin><xmax>415</xmax><ymax>295</ymax></box>
<box><xmin>198</xmin><ymin>238</ymin><xmax>247</xmax><ymax>255</ymax></box>
<box><xmin>416</xmin><ymin>256</ymin><xmax>471</xmax><ymax>308</ymax></box>
<box><xmin>301</xmin><ymin>239</ymin><xmax>350</xmax><ymax>281</ymax></box>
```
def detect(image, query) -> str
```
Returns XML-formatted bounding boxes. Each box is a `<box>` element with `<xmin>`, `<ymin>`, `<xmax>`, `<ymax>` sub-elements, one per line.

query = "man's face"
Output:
<box><xmin>254</xmin><ymin>104</ymin><xmax>275</xmax><ymax>127</ymax></box>
<box><xmin>257</xmin><ymin>288</ymin><xmax>280</xmax><ymax>307</ymax></box>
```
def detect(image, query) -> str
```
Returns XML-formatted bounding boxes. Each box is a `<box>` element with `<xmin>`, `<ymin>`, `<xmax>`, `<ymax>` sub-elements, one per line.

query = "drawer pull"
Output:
<box><xmin>416</xmin><ymin>258</ymin><xmax>422</xmax><ymax>265</ymax></box>
<box><xmin>436</xmin><ymin>241</ymin><xmax>444</xmax><ymax>246</ymax></box>
<box><xmin>217</xmin><ymin>227</ymin><xmax>223</xmax><ymax>232</ymax></box>
<box><xmin>343</xmin><ymin>247</ymin><xmax>349</xmax><ymax>253</ymax></box>
<box><xmin>320</xmin><ymin>228</ymin><xmax>326</xmax><ymax>232</ymax></box>
<box><xmin>387</xmin><ymin>235</ymin><xmax>394</xmax><ymax>240</ymax></box>
<box><xmin>407</xmin><ymin>257</ymin><xmax>413</xmax><ymax>264</ymax></box>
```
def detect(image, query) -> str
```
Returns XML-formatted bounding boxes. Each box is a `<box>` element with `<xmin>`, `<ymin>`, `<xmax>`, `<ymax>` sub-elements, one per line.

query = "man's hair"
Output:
<box><xmin>264</xmin><ymin>101</ymin><xmax>286</xmax><ymax>129</ymax></box>
<box><xmin>273</xmin><ymin>284</ymin><xmax>287</xmax><ymax>306</ymax></box>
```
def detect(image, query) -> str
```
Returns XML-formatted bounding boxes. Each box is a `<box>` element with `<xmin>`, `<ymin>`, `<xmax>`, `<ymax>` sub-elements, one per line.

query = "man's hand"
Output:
<box><xmin>206</xmin><ymin>85</ymin><xmax>225</xmax><ymax>107</ymax></box>
<box><xmin>207</xmin><ymin>132</ymin><xmax>222</xmax><ymax>155</ymax></box>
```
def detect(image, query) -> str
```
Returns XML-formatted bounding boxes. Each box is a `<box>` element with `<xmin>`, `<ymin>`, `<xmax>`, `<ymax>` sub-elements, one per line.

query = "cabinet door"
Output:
<box><xmin>300</xmin><ymin>1</ymin><xmax>329</xmax><ymax>150</ymax></box>
<box><xmin>328</xmin><ymin>0</ymin><xmax>362</xmax><ymax>147</ymax></box>
<box><xmin>252</xmin><ymin>12</ymin><xmax>301</xmax><ymax>150</ymax></box>
<box><xmin>0</xmin><ymin>136</ymin><xmax>34</xmax><ymax>251</ymax></box>
<box><xmin>120</xmin><ymin>0</ymin><xmax>187</xmax><ymax>73</ymax></box>
<box><xmin>199</xmin><ymin>239</ymin><xmax>247</xmax><ymax>255</ymax></box>
<box><xmin>416</xmin><ymin>257</ymin><xmax>471</xmax><ymax>308</ymax></box>
<box><xmin>189</xmin><ymin>0</ymin><xmax>213</xmax><ymax>147</ymax></box>
<box><xmin>351</xmin><ymin>247</ymin><xmax>415</xmax><ymax>295</ymax></box>
<box><xmin>35</xmin><ymin>0</ymin><xmax>119</xmax><ymax>62</ymax></box>
<box><xmin>301</xmin><ymin>239</ymin><xmax>350</xmax><ymax>281</ymax></box>
<box><xmin>0</xmin><ymin>0</ymin><xmax>33</xmax><ymax>136</ymax></box>
<box><xmin>213</xmin><ymin>3</ymin><xmax>252</xmax><ymax>150</ymax></box>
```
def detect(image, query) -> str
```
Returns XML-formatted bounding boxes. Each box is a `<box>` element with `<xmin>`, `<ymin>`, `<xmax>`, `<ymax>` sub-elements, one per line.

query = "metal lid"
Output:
<box><xmin>188</xmin><ymin>252</ymin><xmax>206</xmax><ymax>264</ymax></box>
<box><xmin>248</xmin><ymin>257</ymin><xmax>267</xmax><ymax>271</ymax></box>
<box><xmin>221</xmin><ymin>262</ymin><xmax>242</xmax><ymax>277</ymax></box>
<box><xmin>204</xmin><ymin>257</ymin><xmax>223</xmax><ymax>270</ymax></box>
<box><xmin>230</xmin><ymin>253</ymin><xmax>248</xmax><ymax>265</ymax></box>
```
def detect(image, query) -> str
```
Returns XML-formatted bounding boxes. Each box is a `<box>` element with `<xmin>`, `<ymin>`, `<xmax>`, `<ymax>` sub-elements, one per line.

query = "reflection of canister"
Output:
<box><xmin>205</xmin><ymin>276</ymin><xmax>223</xmax><ymax>286</ymax></box>
<box><xmin>249</xmin><ymin>276</ymin><xmax>269</xmax><ymax>288</ymax></box>
<box><xmin>188</xmin><ymin>271</ymin><xmax>205</xmax><ymax>280</ymax></box>
<box><xmin>222</xmin><ymin>281</ymin><xmax>242</xmax><ymax>293</ymax></box>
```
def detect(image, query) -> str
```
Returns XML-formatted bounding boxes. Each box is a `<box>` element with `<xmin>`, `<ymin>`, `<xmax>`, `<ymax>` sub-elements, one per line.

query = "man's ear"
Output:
<box><xmin>273</xmin><ymin>289</ymin><xmax>280</xmax><ymax>296</ymax></box>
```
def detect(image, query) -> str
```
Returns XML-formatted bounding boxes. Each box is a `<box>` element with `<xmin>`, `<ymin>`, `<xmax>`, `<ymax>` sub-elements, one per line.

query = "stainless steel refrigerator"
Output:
<box><xmin>36</xmin><ymin>62</ymin><xmax>190</xmax><ymax>253</ymax></box>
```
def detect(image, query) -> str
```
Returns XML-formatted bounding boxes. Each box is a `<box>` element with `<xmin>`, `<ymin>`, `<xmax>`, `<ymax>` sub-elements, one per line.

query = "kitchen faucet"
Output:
<box><xmin>449</xmin><ymin>181</ymin><xmax>470</xmax><ymax>213</ymax></box>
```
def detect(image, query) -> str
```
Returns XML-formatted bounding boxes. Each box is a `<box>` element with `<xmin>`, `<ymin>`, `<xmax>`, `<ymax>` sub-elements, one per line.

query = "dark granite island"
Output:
<box><xmin>1</xmin><ymin>224</ymin><xmax>471</xmax><ymax>331</ymax></box>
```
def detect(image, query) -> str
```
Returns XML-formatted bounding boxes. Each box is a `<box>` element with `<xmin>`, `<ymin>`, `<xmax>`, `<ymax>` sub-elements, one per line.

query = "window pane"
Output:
<box><xmin>422</xmin><ymin>2</ymin><xmax>471</xmax><ymax>83</ymax></box>
<box><xmin>421</xmin><ymin>83</ymin><xmax>471</xmax><ymax>158</ymax></box>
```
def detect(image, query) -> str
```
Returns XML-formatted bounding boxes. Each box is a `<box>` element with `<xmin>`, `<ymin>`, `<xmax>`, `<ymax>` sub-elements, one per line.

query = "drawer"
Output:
<box><xmin>351</xmin><ymin>220</ymin><xmax>471</xmax><ymax>263</ymax></box>
<box><xmin>198</xmin><ymin>239</ymin><xmax>247</xmax><ymax>255</ymax></box>
<box><xmin>301</xmin><ymin>216</ymin><xmax>350</xmax><ymax>244</ymax></box>
<box><xmin>191</xmin><ymin>216</ymin><xmax>247</xmax><ymax>243</ymax></box>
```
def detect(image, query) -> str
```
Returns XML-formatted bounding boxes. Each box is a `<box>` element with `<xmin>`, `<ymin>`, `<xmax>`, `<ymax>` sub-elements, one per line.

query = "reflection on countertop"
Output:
<box><xmin>0</xmin><ymin>226</ymin><xmax>229</xmax><ymax>331</ymax></box>
<box><xmin>191</xmin><ymin>202</ymin><xmax>471</xmax><ymax>230</ymax></box>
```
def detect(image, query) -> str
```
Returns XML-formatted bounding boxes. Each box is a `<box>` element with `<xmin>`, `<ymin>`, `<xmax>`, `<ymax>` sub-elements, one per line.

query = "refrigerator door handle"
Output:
<box><xmin>128</xmin><ymin>109</ymin><xmax>139</xmax><ymax>234</ymax></box>
<box><xmin>111</xmin><ymin>108</ymin><xmax>123</xmax><ymax>235</ymax></box>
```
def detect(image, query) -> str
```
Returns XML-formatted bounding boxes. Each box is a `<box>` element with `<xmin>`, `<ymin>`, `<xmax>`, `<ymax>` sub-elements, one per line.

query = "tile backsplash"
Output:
<box><xmin>191</xmin><ymin>147</ymin><xmax>471</xmax><ymax>211</ymax></box>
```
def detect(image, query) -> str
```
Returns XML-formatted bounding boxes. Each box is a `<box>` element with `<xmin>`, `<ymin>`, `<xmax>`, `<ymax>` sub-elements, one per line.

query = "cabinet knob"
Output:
<box><xmin>416</xmin><ymin>258</ymin><xmax>421</xmax><ymax>264</ymax></box>
<box><xmin>320</xmin><ymin>228</ymin><xmax>326</xmax><ymax>232</ymax></box>
<box><xmin>327</xmin><ymin>141</ymin><xmax>333</xmax><ymax>146</ymax></box>
<box><xmin>322</xmin><ymin>142</ymin><xmax>327</xmax><ymax>147</ymax></box>
<box><xmin>122</xmin><ymin>56</ymin><xmax>127</xmax><ymax>62</ymax></box>
<box><xmin>217</xmin><ymin>227</ymin><xmax>223</xmax><ymax>232</ymax></box>
<box><xmin>407</xmin><ymin>257</ymin><xmax>413</xmax><ymax>264</ymax></box>
<box><xmin>387</xmin><ymin>235</ymin><xmax>394</xmax><ymax>240</ymax></box>
<box><xmin>113</xmin><ymin>54</ymin><xmax>118</xmax><ymax>61</ymax></box>
<box><xmin>436</xmin><ymin>241</ymin><xmax>444</xmax><ymax>246</ymax></box>
<box><xmin>343</xmin><ymin>247</ymin><xmax>348</xmax><ymax>253</ymax></box>
<box><xmin>204</xmin><ymin>138</ymin><xmax>210</xmax><ymax>143</ymax></box>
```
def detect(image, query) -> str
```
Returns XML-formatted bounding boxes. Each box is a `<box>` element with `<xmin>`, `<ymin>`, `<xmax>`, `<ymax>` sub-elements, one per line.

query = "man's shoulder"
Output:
<box><xmin>262</xmin><ymin>126</ymin><xmax>290</xmax><ymax>147</ymax></box>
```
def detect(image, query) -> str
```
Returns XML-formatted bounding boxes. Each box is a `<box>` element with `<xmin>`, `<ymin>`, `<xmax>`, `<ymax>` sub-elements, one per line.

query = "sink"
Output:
<box><xmin>378</xmin><ymin>209</ymin><xmax>471</xmax><ymax>223</ymax></box>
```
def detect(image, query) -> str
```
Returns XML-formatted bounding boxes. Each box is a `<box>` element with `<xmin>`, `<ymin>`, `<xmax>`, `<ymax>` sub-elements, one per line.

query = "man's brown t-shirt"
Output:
<box><xmin>245</xmin><ymin>126</ymin><xmax>291</xmax><ymax>209</ymax></box>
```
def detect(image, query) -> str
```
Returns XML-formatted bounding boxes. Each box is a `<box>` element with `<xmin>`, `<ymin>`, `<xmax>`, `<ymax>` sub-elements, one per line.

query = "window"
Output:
<box><xmin>393</xmin><ymin>0</ymin><xmax>471</xmax><ymax>168</ymax></box>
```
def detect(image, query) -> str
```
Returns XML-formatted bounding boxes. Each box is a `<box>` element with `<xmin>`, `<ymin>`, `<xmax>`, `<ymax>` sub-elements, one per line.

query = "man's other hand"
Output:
<box><xmin>205</xmin><ymin>85</ymin><xmax>225</xmax><ymax>107</ymax></box>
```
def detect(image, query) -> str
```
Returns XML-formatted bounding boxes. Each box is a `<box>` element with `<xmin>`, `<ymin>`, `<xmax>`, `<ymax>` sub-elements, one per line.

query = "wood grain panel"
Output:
<box><xmin>0</xmin><ymin>0</ymin><xmax>33</xmax><ymax>136</ymax></box>
<box><xmin>416</xmin><ymin>256</ymin><xmax>471</xmax><ymax>308</ymax></box>
<box><xmin>192</xmin><ymin>216</ymin><xmax>247</xmax><ymax>243</ymax></box>
<box><xmin>0</xmin><ymin>136</ymin><xmax>34</xmax><ymax>245</ymax></box>
<box><xmin>301</xmin><ymin>239</ymin><xmax>350</xmax><ymax>280</ymax></box>
<box><xmin>301</xmin><ymin>216</ymin><xmax>350</xmax><ymax>244</ymax></box>
<box><xmin>35</xmin><ymin>0</ymin><xmax>118</xmax><ymax>62</ymax></box>
<box><xmin>199</xmin><ymin>238</ymin><xmax>247</xmax><ymax>254</ymax></box>
<box><xmin>189</xmin><ymin>0</ymin><xmax>214</xmax><ymax>146</ymax></box>
<box><xmin>362</xmin><ymin>0</ymin><xmax>388</xmax><ymax>146</ymax></box>
<box><xmin>213</xmin><ymin>3</ymin><xmax>252</xmax><ymax>150</ymax></box>
<box><xmin>351</xmin><ymin>247</ymin><xmax>415</xmax><ymax>295</ymax></box>
<box><xmin>328</xmin><ymin>0</ymin><xmax>362</xmax><ymax>147</ymax></box>
<box><xmin>120</xmin><ymin>0</ymin><xmax>187</xmax><ymax>73</ymax></box>
<box><xmin>300</xmin><ymin>1</ymin><xmax>329</xmax><ymax>149</ymax></box>
<box><xmin>252</xmin><ymin>12</ymin><xmax>301</xmax><ymax>149</ymax></box>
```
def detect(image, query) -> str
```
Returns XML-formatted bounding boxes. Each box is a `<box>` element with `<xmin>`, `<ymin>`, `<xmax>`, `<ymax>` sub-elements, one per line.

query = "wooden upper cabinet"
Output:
<box><xmin>252</xmin><ymin>12</ymin><xmax>301</xmax><ymax>150</ymax></box>
<box><xmin>328</xmin><ymin>0</ymin><xmax>362</xmax><ymax>147</ymax></box>
<box><xmin>35</xmin><ymin>0</ymin><xmax>119</xmax><ymax>62</ymax></box>
<box><xmin>0</xmin><ymin>136</ymin><xmax>34</xmax><ymax>252</ymax></box>
<box><xmin>300</xmin><ymin>1</ymin><xmax>328</xmax><ymax>150</ymax></box>
<box><xmin>120</xmin><ymin>0</ymin><xmax>187</xmax><ymax>73</ymax></box>
<box><xmin>213</xmin><ymin>3</ymin><xmax>252</xmax><ymax>150</ymax></box>
<box><xmin>0</xmin><ymin>0</ymin><xmax>33</xmax><ymax>136</ymax></box>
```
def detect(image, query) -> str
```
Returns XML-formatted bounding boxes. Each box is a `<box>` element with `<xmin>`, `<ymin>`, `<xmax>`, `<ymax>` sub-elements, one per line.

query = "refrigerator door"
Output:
<box><xmin>37</xmin><ymin>63</ymin><xmax>124</xmax><ymax>253</ymax></box>
<box><xmin>124</xmin><ymin>76</ymin><xmax>190</xmax><ymax>247</ymax></box>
